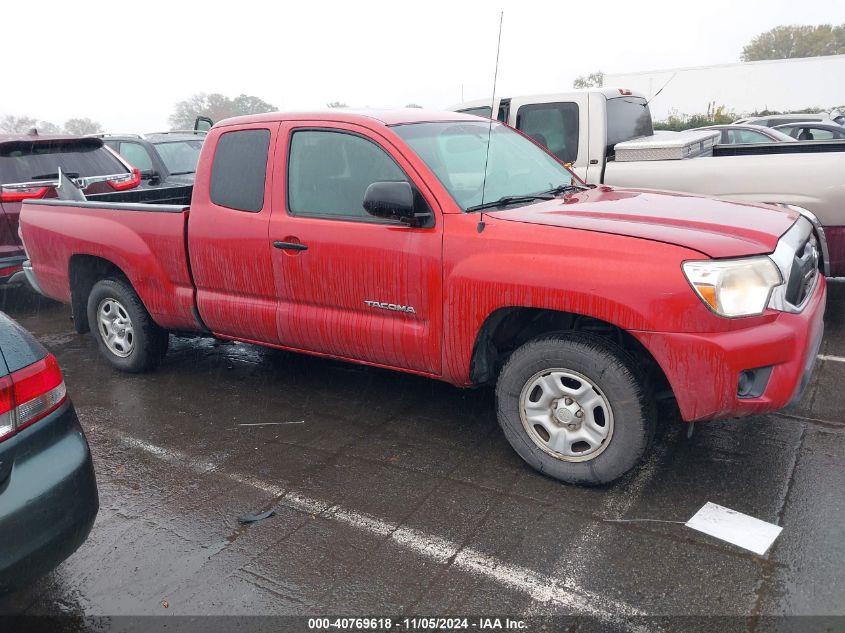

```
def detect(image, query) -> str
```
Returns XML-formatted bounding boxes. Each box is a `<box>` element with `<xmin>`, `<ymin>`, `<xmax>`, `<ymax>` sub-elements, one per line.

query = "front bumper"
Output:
<box><xmin>633</xmin><ymin>276</ymin><xmax>827</xmax><ymax>421</ymax></box>
<box><xmin>0</xmin><ymin>401</ymin><xmax>99</xmax><ymax>592</ymax></box>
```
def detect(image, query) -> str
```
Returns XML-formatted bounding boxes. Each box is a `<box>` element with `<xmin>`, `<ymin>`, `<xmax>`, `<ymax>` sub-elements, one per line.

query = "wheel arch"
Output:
<box><xmin>469</xmin><ymin>306</ymin><xmax>671</xmax><ymax>395</ymax></box>
<box><xmin>68</xmin><ymin>255</ymin><xmax>131</xmax><ymax>334</ymax></box>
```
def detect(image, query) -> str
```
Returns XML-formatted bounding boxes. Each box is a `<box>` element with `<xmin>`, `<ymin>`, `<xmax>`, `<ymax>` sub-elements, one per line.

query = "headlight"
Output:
<box><xmin>682</xmin><ymin>256</ymin><xmax>783</xmax><ymax>317</ymax></box>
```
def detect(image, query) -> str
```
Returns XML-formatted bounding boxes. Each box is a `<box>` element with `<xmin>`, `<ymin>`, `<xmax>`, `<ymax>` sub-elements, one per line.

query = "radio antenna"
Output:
<box><xmin>645</xmin><ymin>72</ymin><xmax>677</xmax><ymax>107</ymax></box>
<box><xmin>477</xmin><ymin>10</ymin><xmax>504</xmax><ymax>234</ymax></box>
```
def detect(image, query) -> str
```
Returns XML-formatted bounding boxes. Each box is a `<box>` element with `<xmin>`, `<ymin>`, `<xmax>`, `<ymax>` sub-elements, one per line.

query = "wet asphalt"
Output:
<box><xmin>0</xmin><ymin>282</ymin><xmax>843</xmax><ymax>632</ymax></box>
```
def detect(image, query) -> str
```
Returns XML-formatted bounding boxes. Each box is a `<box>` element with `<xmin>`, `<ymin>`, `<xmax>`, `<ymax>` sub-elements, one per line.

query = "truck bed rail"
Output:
<box><xmin>24</xmin><ymin>199</ymin><xmax>189</xmax><ymax>213</ymax></box>
<box><xmin>713</xmin><ymin>139</ymin><xmax>845</xmax><ymax>156</ymax></box>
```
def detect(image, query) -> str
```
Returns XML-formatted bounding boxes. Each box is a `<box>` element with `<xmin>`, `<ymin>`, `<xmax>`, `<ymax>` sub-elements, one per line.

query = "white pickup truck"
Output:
<box><xmin>450</xmin><ymin>88</ymin><xmax>845</xmax><ymax>276</ymax></box>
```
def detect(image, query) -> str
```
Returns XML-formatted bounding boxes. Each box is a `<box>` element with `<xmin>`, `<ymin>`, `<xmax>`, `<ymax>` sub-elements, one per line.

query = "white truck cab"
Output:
<box><xmin>449</xmin><ymin>89</ymin><xmax>845</xmax><ymax>276</ymax></box>
<box><xmin>450</xmin><ymin>88</ymin><xmax>653</xmax><ymax>182</ymax></box>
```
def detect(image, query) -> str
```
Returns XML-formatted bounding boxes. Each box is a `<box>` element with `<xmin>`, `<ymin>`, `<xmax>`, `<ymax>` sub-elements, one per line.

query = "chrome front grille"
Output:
<box><xmin>785</xmin><ymin>233</ymin><xmax>819</xmax><ymax>307</ymax></box>
<box><xmin>768</xmin><ymin>218</ymin><xmax>819</xmax><ymax>313</ymax></box>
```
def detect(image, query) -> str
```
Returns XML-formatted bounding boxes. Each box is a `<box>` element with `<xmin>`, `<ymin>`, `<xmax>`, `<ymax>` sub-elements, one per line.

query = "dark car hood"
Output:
<box><xmin>487</xmin><ymin>186</ymin><xmax>798</xmax><ymax>258</ymax></box>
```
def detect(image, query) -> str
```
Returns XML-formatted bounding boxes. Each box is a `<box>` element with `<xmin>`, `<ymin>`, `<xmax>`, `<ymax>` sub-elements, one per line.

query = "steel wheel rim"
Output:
<box><xmin>519</xmin><ymin>368</ymin><xmax>614</xmax><ymax>462</ymax></box>
<box><xmin>97</xmin><ymin>298</ymin><xmax>135</xmax><ymax>358</ymax></box>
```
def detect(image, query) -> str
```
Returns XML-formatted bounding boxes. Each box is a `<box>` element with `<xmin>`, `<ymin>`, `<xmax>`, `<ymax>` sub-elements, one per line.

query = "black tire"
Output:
<box><xmin>495</xmin><ymin>333</ymin><xmax>655</xmax><ymax>485</ymax></box>
<box><xmin>86</xmin><ymin>277</ymin><xmax>169</xmax><ymax>373</ymax></box>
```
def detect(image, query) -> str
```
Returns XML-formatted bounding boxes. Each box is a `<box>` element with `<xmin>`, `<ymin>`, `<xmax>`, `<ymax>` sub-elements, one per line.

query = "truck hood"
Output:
<box><xmin>487</xmin><ymin>186</ymin><xmax>798</xmax><ymax>258</ymax></box>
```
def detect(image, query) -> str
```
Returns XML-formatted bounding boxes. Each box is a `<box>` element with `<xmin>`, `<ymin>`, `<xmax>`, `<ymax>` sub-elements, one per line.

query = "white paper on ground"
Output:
<box><xmin>685</xmin><ymin>502</ymin><xmax>783</xmax><ymax>556</ymax></box>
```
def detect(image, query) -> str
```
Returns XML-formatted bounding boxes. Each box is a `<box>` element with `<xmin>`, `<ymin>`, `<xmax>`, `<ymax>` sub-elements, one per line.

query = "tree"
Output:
<box><xmin>168</xmin><ymin>93</ymin><xmax>277</xmax><ymax>129</ymax></box>
<box><xmin>231</xmin><ymin>95</ymin><xmax>277</xmax><ymax>116</ymax></box>
<box><xmin>33</xmin><ymin>121</ymin><xmax>63</xmax><ymax>134</ymax></box>
<box><xmin>0</xmin><ymin>114</ymin><xmax>37</xmax><ymax>133</ymax></box>
<box><xmin>653</xmin><ymin>102</ymin><xmax>737</xmax><ymax>131</ymax></box>
<box><xmin>326</xmin><ymin>101</ymin><xmax>348</xmax><ymax>108</ymax></box>
<box><xmin>64</xmin><ymin>118</ymin><xmax>102</xmax><ymax>135</ymax></box>
<box><xmin>573</xmin><ymin>71</ymin><xmax>604</xmax><ymax>89</ymax></box>
<box><xmin>741</xmin><ymin>24</ymin><xmax>845</xmax><ymax>61</ymax></box>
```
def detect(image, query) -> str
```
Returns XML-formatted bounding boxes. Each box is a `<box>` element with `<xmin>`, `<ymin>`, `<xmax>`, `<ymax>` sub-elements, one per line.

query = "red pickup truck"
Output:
<box><xmin>19</xmin><ymin>110</ymin><xmax>826</xmax><ymax>485</ymax></box>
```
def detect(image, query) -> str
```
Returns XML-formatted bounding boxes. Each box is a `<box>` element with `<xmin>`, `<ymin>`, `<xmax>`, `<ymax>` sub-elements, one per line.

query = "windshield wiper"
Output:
<box><xmin>466</xmin><ymin>193</ymin><xmax>554</xmax><ymax>213</ymax></box>
<box><xmin>31</xmin><ymin>171</ymin><xmax>80</xmax><ymax>180</ymax></box>
<box><xmin>538</xmin><ymin>183</ymin><xmax>591</xmax><ymax>195</ymax></box>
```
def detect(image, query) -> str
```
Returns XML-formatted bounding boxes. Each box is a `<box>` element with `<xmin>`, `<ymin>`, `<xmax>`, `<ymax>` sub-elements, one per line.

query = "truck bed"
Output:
<box><xmin>89</xmin><ymin>184</ymin><xmax>193</xmax><ymax>206</ymax></box>
<box><xmin>20</xmin><ymin>199</ymin><xmax>200</xmax><ymax>331</ymax></box>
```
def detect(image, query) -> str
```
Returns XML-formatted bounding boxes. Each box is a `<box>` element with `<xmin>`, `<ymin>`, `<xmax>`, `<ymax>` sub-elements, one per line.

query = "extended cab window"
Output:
<box><xmin>515</xmin><ymin>102</ymin><xmax>579</xmax><ymax>163</ymax></box>
<box><xmin>288</xmin><ymin>130</ymin><xmax>408</xmax><ymax>219</ymax></box>
<box><xmin>210</xmin><ymin>129</ymin><xmax>270</xmax><ymax>212</ymax></box>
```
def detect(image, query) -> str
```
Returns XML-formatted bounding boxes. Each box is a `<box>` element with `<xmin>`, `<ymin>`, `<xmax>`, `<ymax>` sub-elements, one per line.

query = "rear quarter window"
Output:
<box><xmin>117</xmin><ymin>142</ymin><xmax>154</xmax><ymax>172</ymax></box>
<box><xmin>209</xmin><ymin>129</ymin><xmax>271</xmax><ymax>212</ymax></box>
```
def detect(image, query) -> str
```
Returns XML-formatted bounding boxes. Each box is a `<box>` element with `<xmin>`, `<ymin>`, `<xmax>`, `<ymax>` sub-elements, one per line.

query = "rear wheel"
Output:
<box><xmin>495</xmin><ymin>333</ymin><xmax>654</xmax><ymax>485</ymax></box>
<box><xmin>87</xmin><ymin>278</ymin><xmax>169</xmax><ymax>373</ymax></box>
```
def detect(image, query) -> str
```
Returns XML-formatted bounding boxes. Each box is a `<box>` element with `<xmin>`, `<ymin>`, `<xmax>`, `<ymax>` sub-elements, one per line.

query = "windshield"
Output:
<box><xmin>152</xmin><ymin>139</ymin><xmax>203</xmax><ymax>174</ymax></box>
<box><xmin>392</xmin><ymin>121</ymin><xmax>574</xmax><ymax>210</ymax></box>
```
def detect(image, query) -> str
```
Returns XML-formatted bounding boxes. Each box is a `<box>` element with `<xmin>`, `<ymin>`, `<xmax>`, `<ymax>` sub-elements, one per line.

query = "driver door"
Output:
<box><xmin>268</xmin><ymin>122</ymin><xmax>444</xmax><ymax>375</ymax></box>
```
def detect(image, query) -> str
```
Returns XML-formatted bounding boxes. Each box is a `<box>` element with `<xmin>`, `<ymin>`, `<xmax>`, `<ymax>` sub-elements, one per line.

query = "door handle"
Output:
<box><xmin>273</xmin><ymin>241</ymin><xmax>308</xmax><ymax>251</ymax></box>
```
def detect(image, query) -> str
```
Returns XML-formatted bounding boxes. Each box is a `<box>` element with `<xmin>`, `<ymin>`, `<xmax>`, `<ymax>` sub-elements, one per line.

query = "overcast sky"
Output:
<box><xmin>3</xmin><ymin>0</ymin><xmax>841</xmax><ymax>131</ymax></box>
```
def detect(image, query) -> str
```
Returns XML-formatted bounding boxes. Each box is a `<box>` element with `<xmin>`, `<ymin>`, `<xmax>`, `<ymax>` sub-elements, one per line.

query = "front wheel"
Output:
<box><xmin>86</xmin><ymin>278</ymin><xmax>169</xmax><ymax>373</ymax></box>
<box><xmin>495</xmin><ymin>333</ymin><xmax>655</xmax><ymax>485</ymax></box>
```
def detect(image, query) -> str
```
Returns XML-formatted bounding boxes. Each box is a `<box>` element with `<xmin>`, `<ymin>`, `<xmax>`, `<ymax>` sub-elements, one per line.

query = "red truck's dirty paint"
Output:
<box><xmin>20</xmin><ymin>110</ymin><xmax>826</xmax><ymax>424</ymax></box>
<box><xmin>633</xmin><ymin>281</ymin><xmax>826</xmax><ymax>420</ymax></box>
<box><xmin>22</xmin><ymin>205</ymin><xmax>197</xmax><ymax>331</ymax></box>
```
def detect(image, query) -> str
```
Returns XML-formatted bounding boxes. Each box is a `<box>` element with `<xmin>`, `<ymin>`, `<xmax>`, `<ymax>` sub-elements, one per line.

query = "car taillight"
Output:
<box><xmin>0</xmin><ymin>186</ymin><xmax>50</xmax><ymax>202</ymax></box>
<box><xmin>107</xmin><ymin>168</ymin><xmax>141</xmax><ymax>191</ymax></box>
<box><xmin>0</xmin><ymin>354</ymin><xmax>67</xmax><ymax>442</ymax></box>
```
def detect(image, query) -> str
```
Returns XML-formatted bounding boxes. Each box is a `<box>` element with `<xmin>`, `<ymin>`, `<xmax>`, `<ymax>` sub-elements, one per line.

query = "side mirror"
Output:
<box><xmin>194</xmin><ymin>116</ymin><xmax>213</xmax><ymax>133</ymax></box>
<box><xmin>363</xmin><ymin>181</ymin><xmax>418</xmax><ymax>224</ymax></box>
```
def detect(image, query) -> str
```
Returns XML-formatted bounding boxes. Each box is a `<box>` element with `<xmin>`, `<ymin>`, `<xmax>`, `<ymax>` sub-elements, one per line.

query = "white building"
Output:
<box><xmin>605</xmin><ymin>54</ymin><xmax>845</xmax><ymax>121</ymax></box>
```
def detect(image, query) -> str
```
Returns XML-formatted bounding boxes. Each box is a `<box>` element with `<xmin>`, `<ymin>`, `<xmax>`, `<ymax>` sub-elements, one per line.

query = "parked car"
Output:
<box><xmin>99</xmin><ymin>131</ymin><xmax>205</xmax><ymax>186</ymax></box>
<box><xmin>773</xmin><ymin>122</ymin><xmax>845</xmax><ymax>141</ymax></box>
<box><xmin>0</xmin><ymin>132</ymin><xmax>143</xmax><ymax>286</ymax></box>
<box><xmin>0</xmin><ymin>311</ymin><xmax>98</xmax><ymax>592</ymax></box>
<box><xmin>689</xmin><ymin>124</ymin><xmax>796</xmax><ymax>144</ymax></box>
<box><xmin>734</xmin><ymin>112</ymin><xmax>844</xmax><ymax>127</ymax></box>
<box><xmin>450</xmin><ymin>89</ymin><xmax>845</xmax><ymax>276</ymax></box>
<box><xmin>20</xmin><ymin>110</ymin><xmax>825</xmax><ymax>485</ymax></box>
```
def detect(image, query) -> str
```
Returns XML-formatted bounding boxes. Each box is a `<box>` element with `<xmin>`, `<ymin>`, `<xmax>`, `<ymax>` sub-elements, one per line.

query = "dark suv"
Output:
<box><xmin>100</xmin><ymin>131</ymin><xmax>204</xmax><ymax>190</ymax></box>
<box><xmin>0</xmin><ymin>133</ymin><xmax>142</xmax><ymax>286</ymax></box>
